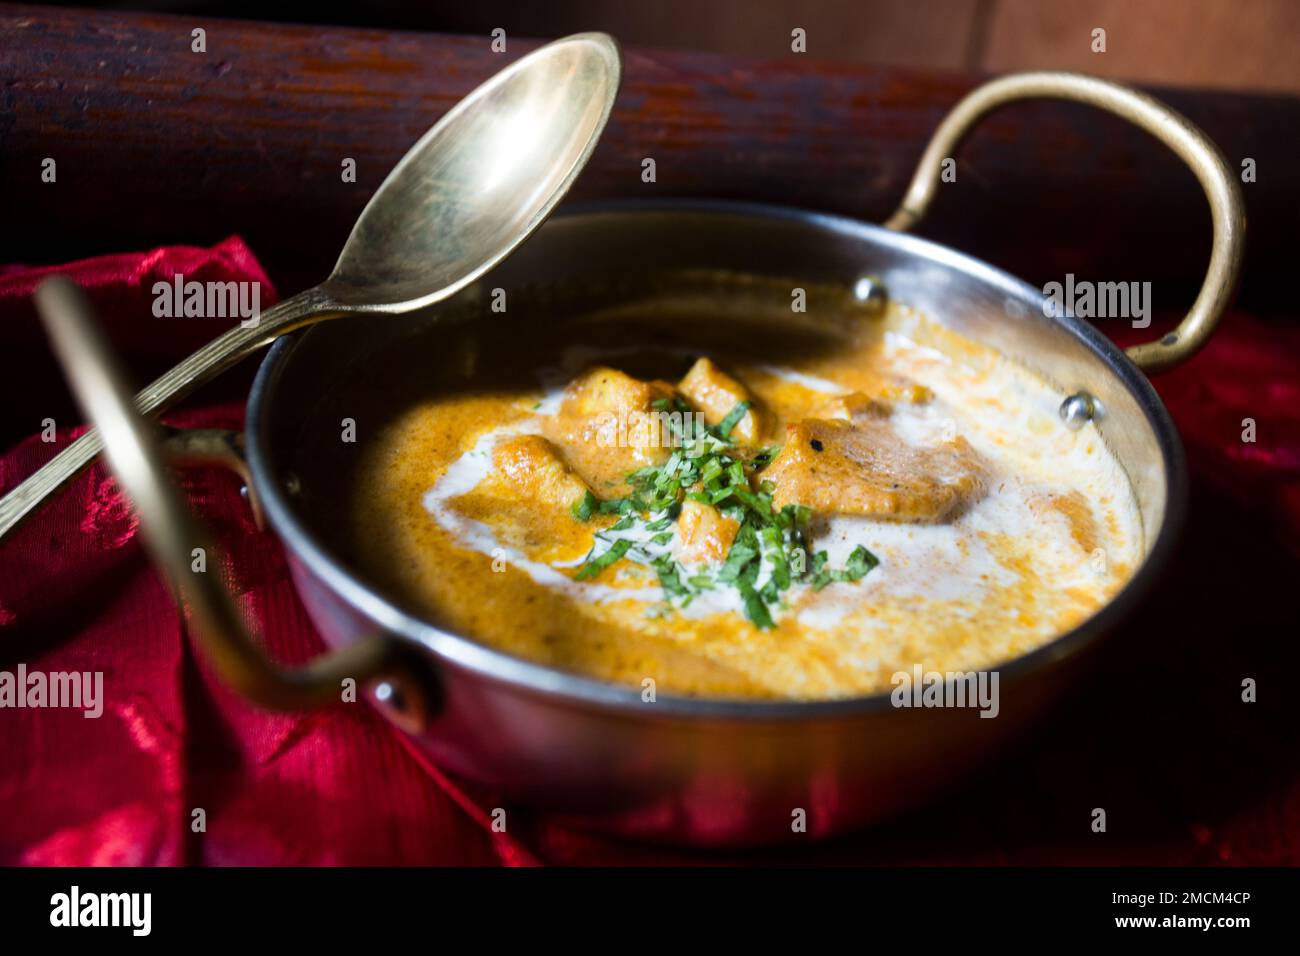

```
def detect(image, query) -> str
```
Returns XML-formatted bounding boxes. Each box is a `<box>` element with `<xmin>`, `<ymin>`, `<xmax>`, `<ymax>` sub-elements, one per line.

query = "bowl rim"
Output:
<box><xmin>244</xmin><ymin>198</ymin><xmax>1188</xmax><ymax>721</ymax></box>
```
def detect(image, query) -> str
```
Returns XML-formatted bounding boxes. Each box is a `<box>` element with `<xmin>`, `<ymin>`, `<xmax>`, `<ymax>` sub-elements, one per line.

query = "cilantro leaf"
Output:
<box><xmin>812</xmin><ymin>545</ymin><xmax>879</xmax><ymax>590</ymax></box>
<box><xmin>716</xmin><ymin>401</ymin><xmax>751</xmax><ymax>440</ymax></box>
<box><xmin>575</xmin><ymin>539</ymin><xmax>632</xmax><ymax>580</ymax></box>
<box><xmin>571</xmin><ymin>490</ymin><xmax>597</xmax><ymax>522</ymax></box>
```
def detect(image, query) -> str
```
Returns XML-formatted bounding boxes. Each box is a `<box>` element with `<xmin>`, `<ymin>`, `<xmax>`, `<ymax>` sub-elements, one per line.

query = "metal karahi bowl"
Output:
<box><xmin>39</xmin><ymin>73</ymin><xmax>1243</xmax><ymax>845</ymax></box>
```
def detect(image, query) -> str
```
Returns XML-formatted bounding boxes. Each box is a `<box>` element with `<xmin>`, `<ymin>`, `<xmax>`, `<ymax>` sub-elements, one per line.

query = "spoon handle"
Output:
<box><xmin>0</xmin><ymin>288</ymin><xmax>327</xmax><ymax>543</ymax></box>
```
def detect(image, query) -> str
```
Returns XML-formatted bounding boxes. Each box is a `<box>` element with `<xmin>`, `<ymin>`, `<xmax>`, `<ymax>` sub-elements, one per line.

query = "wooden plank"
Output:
<box><xmin>0</xmin><ymin>2</ymin><xmax>1293</xmax><ymax>302</ymax></box>
<box><xmin>985</xmin><ymin>0</ymin><xmax>1300</xmax><ymax>95</ymax></box>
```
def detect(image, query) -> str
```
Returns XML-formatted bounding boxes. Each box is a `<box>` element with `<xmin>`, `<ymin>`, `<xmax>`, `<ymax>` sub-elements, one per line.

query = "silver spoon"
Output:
<box><xmin>0</xmin><ymin>32</ymin><xmax>621</xmax><ymax>541</ymax></box>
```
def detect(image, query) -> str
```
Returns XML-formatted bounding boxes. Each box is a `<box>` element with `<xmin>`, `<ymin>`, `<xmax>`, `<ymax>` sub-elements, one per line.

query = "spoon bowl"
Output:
<box><xmin>327</xmin><ymin>32</ymin><xmax>621</xmax><ymax>310</ymax></box>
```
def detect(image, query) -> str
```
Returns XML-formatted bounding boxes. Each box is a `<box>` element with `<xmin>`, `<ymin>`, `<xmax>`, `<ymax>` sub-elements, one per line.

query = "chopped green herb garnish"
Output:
<box><xmin>844</xmin><ymin>545</ymin><xmax>879</xmax><ymax>578</ymax></box>
<box><xmin>749</xmin><ymin>445</ymin><xmax>782</xmax><ymax>469</ymax></box>
<box><xmin>652</xmin><ymin>556</ymin><xmax>691</xmax><ymax>597</ymax></box>
<box><xmin>812</xmin><ymin>544</ymin><xmax>879</xmax><ymax>590</ymax></box>
<box><xmin>565</xmin><ymin>394</ymin><xmax>877</xmax><ymax>628</ymax></box>
<box><xmin>738</xmin><ymin>582</ymin><xmax>774</xmax><ymax>629</ymax></box>
<box><xmin>571</xmin><ymin>490</ymin><xmax>598</xmax><ymax>522</ymax></box>
<box><xmin>716</xmin><ymin>400</ymin><xmax>751</xmax><ymax>439</ymax></box>
<box><xmin>575</xmin><ymin>538</ymin><xmax>632</xmax><ymax>580</ymax></box>
<box><xmin>717</xmin><ymin>538</ymin><xmax>759</xmax><ymax>584</ymax></box>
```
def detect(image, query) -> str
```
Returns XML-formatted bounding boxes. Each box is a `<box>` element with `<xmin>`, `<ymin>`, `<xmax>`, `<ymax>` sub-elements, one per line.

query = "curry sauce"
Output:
<box><xmin>350</xmin><ymin>299</ymin><xmax>1142</xmax><ymax>699</ymax></box>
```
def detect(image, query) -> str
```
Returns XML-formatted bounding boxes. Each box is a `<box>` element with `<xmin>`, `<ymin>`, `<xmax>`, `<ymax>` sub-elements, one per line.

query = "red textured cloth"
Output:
<box><xmin>1</xmin><ymin>239</ymin><xmax>1297</xmax><ymax>866</ymax></box>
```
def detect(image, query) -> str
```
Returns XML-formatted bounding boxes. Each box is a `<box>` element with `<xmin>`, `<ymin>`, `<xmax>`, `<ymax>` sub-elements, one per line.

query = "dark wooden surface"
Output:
<box><xmin>0</xmin><ymin>3</ymin><xmax>1296</xmax><ymax>307</ymax></box>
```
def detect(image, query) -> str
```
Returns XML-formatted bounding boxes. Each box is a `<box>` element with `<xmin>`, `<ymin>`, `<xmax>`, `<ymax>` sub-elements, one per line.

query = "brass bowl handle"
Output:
<box><xmin>159</xmin><ymin>425</ymin><xmax>265</xmax><ymax>530</ymax></box>
<box><xmin>884</xmin><ymin>71</ymin><xmax>1246</xmax><ymax>374</ymax></box>
<box><xmin>33</xmin><ymin>277</ymin><xmax>434</xmax><ymax>729</ymax></box>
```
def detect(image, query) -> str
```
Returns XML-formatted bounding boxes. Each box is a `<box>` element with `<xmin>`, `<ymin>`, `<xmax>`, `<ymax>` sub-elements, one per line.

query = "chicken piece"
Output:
<box><xmin>560</xmin><ymin>366</ymin><xmax>676</xmax><ymax>420</ymax></box>
<box><xmin>547</xmin><ymin>367</ymin><xmax>679</xmax><ymax>486</ymax></box>
<box><xmin>763</xmin><ymin>417</ymin><xmax>984</xmax><ymax>522</ymax></box>
<box><xmin>673</xmin><ymin>499</ymin><xmax>741</xmax><ymax>565</ymax></box>
<box><xmin>815</xmin><ymin>380</ymin><xmax>932</xmax><ymax>423</ymax></box>
<box><xmin>678</xmin><ymin>357</ymin><xmax>762</xmax><ymax>443</ymax></box>
<box><xmin>492</xmin><ymin>435</ymin><xmax>591</xmax><ymax>510</ymax></box>
<box><xmin>555</xmin><ymin>366</ymin><xmax>678</xmax><ymax>455</ymax></box>
<box><xmin>874</xmin><ymin>378</ymin><xmax>933</xmax><ymax>406</ymax></box>
<box><xmin>814</xmin><ymin>391</ymin><xmax>891</xmax><ymax>422</ymax></box>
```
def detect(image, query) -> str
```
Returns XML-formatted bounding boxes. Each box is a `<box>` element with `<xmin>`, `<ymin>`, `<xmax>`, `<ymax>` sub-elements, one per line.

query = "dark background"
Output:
<box><xmin>35</xmin><ymin>0</ymin><xmax>1300</xmax><ymax>93</ymax></box>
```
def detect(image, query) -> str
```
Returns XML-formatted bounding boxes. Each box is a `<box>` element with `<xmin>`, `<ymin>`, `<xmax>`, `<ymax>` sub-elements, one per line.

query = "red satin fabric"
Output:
<box><xmin>1</xmin><ymin>239</ymin><xmax>1297</xmax><ymax>866</ymax></box>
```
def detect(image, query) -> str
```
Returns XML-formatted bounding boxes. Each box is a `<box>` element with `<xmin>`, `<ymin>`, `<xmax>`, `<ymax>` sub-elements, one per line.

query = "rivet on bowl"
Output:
<box><xmin>852</xmin><ymin>275</ymin><xmax>888</xmax><ymax>313</ymax></box>
<box><xmin>1059</xmin><ymin>391</ymin><xmax>1100</xmax><ymax>430</ymax></box>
